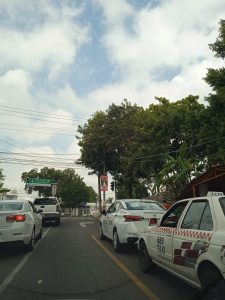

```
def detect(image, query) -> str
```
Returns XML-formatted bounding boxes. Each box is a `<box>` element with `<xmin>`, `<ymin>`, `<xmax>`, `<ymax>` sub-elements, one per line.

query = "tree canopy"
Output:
<box><xmin>77</xmin><ymin>20</ymin><xmax>225</xmax><ymax>201</ymax></box>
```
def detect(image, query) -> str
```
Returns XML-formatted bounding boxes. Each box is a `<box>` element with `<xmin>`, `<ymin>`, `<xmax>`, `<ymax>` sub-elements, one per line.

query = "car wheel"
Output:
<box><xmin>113</xmin><ymin>229</ymin><xmax>122</xmax><ymax>252</ymax></box>
<box><xmin>55</xmin><ymin>218</ymin><xmax>60</xmax><ymax>226</ymax></box>
<box><xmin>139</xmin><ymin>240</ymin><xmax>155</xmax><ymax>273</ymax></box>
<box><xmin>100</xmin><ymin>224</ymin><xmax>106</xmax><ymax>240</ymax></box>
<box><xmin>201</xmin><ymin>269</ymin><xmax>225</xmax><ymax>300</ymax></box>
<box><xmin>37</xmin><ymin>228</ymin><xmax>42</xmax><ymax>240</ymax></box>
<box><xmin>25</xmin><ymin>229</ymin><xmax>35</xmax><ymax>252</ymax></box>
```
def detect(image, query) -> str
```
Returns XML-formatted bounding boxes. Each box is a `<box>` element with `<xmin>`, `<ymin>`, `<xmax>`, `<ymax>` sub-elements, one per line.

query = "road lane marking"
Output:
<box><xmin>0</xmin><ymin>227</ymin><xmax>51</xmax><ymax>294</ymax></box>
<box><xmin>79</xmin><ymin>222</ymin><xmax>94</xmax><ymax>228</ymax></box>
<box><xmin>91</xmin><ymin>235</ymin><xmax>159</xmax><ymax>300</ymax></box>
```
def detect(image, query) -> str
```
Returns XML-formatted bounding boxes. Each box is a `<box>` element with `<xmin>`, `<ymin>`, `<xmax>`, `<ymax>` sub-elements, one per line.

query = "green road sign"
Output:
<box><xmin>26</xmin><ymin>178</ymin><xmax>55</xmax><ymax>187</ymax></box>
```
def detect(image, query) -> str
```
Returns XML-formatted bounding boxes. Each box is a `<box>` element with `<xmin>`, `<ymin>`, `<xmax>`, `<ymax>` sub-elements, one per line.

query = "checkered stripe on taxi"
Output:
<box><xmin>173</xmin><ymin>241</ymin><xmax>208</xmax><ymax>268</ymax></box>
<box><xmin>151</xmin><ymin>227</ymin><xmax>175</xmax><ymax>234</ymax></box>
<box><xmin>174</xmin><ymin>229</ymin><xmax>213</xmax><ymax>241</ymax></box>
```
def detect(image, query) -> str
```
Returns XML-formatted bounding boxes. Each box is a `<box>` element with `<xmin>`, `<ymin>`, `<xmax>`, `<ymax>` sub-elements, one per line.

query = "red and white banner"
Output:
<box><xmin>100</xmin><ymin>175</ymin><xmax>108</xmax><ymax>192</ymax></box>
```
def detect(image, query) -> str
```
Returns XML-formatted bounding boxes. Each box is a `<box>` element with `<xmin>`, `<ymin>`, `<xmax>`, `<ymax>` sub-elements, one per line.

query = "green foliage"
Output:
<box><xmin>201</xmin><ymin>19</ymin><xmax>225</xmax><ymax>164</ymax></box>
<box><xmin>77</xmin><ymin>20</ymin><xmax>225</xmax><ymax>200</ymax></box>
<box><xmin>209</xmin><ymin>19</ymin><xmax>225</xmax><ymax>59</ymax></box>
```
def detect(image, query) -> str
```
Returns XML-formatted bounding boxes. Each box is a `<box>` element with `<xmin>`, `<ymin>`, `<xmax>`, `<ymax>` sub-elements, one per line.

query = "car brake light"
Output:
<box><xmin>124</xmin><ymin>215</ymin><xmax>144</xmax><ymax>222</ymax></box>
<box><xmin>149</xmin><ymin>218</ymin><xmax>158</xmax><ymax>225</ymax></box>
<box><xmin>6</xmin><ymin>215</ymin><xmax>26</xmax><ymax>223</ymax></box>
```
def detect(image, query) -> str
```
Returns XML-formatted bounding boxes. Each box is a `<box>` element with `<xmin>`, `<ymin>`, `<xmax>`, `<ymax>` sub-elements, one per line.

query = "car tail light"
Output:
<box><xmin>6</xmin><ymin>215</ymin><xmax>26</xmax><ymax>223</ymax></box>
<box><xmin>124</xmin><ymin>215</ymin><xmax>144</xmax><ymax>222</ymax></box>
<box><xmin>56</xmin><ymin>204</ymin><xmax>60</xmax><ymax>212</ymax></box>
<box><xmin>149</xmin><ymin>218</ymin><xmax>158</xmax><ymax>225</ymax></box>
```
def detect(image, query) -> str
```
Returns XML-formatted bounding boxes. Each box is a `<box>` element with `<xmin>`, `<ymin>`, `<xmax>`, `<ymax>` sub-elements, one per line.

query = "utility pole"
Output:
<box><xmin>98</xmin><ymin>173</ymin><xmax>102</xmax><ymax>212</ymax></box>
<box><xmin>103</xmin><ymin>161</ymin><xmax>106</xmax><ymax>208</ymax></box>
<box><xmin>114</xmin><ymin>179</ymin><xmax>116</xmax><ymax>201</ymax></box>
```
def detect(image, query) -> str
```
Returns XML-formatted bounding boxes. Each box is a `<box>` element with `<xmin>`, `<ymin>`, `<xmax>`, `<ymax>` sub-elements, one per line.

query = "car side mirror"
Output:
<box><xmin>37</xmin><ymin>209</ymin><xmax>43</xmax><ymax>214</ymax></box>
<box><xmin>101</xmin><ymin>209</ymin><xmax>106</xmax><ymax>215</ymax></box>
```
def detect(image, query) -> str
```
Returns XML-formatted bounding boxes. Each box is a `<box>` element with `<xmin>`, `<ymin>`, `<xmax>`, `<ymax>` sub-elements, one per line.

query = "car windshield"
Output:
<box><xmin>34</xmin><ymin>198</ymin><xmax>57</xmax><ymax>205</ymax></box>
<box><xmin>125</xmin><ymin>201</ymin><xmax>165</xmax><ymax>211</ymax></box>
<box><xmin>219</xmin><ymin>197</ymin><xmax>225</xmax><ymax>216</ymax></box>
<box><xmin>0</xmin><ymin>202</ymin><xmax>23</xmax><ymax>211</ymax></box>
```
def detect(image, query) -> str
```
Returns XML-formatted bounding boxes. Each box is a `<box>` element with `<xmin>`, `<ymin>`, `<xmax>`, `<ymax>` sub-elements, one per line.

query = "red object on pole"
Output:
<box><xmin>100</xmin><ymin>175</ymin><xmax>108</xmax><ymax>191</ymax></box>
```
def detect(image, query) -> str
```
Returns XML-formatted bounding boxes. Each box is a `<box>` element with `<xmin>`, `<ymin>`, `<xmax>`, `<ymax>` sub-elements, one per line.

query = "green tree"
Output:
<box><xmin>202</xmin><ymin>19</ymin><xmax>225</xmax><ymax>163</ymax></box>
<box><xmin>77</xmin><ymin>100</ymin><xmax>145</xmax><ymax>199</ymax></box>
<box><xmin>128</xmin><ymin>96</ymin><xmax>205</xmax><ymax>196</ymax></box>
<box><xmin>154</xmin><ymin>144</ymin><xmax>194</xmax><ymax>200</ymax></box>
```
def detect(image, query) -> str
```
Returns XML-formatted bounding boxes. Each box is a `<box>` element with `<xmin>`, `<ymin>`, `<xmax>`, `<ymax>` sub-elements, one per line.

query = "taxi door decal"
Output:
<box><xmin>173</xmin><ymin>240</ymin><xmax>208</xmax><ymax>268</ymax></box>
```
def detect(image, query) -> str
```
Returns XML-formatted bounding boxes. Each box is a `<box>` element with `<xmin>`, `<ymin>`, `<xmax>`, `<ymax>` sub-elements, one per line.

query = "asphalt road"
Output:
<box><xmin>0</xmin><ymin>217</ymin><xmax>200</xmax><ymax>300</ymax></box>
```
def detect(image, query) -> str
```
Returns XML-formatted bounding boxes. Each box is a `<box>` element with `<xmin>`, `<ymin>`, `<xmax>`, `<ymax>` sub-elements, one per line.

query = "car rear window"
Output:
<box><xmin>219</xmin><ymin>197</ymin><xmax>225</xmax><ymax>216</ymax></box>
<box><xmin>0</xmin><ymin>202</ymin><xmax>23</xmax><ymax>211</ymax></box>
<box><xmin>34</xmin><ymin>198</ymin><xmax>57</xmax><ymax>205</ymax></box>
<box><xmin>125</xmin><ymin>201</ymin><xmax>165</xmax><ymax>211</ymax></box>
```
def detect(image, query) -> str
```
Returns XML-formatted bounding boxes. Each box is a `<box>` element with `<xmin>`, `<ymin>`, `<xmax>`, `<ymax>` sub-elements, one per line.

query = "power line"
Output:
<box><xmin>0</xmin><ymin>139</ymin><xmax>36</xmax><ymax>154</ymax></box>
<box><xmin>0</xmin><ymin>105</ymin><xmax>89</xmax><ymax>121</ymax></box>
<box><xmin>0</xmin><ymin>161</ymin><xmax>92</xmax><ymax>172</ymax></box>
<box><xmin>0</xmin><ymin>112</ymin><xmax>83</xmax><ymax>126</ymax></box>
<box><xmin>0</xmin><ymin>126</ymin><xmax>75</xmax><ymax>136</ymax></box>
<box><xmin>0</xmin><ymin>120</ymin><xmax>76</xmax><ymax>133</ymax></box>
<box><xmin>0</xmin><ymin>151</ymin><xmax>81</xmax><ymax>156</ymax></box>
<box><xmin>122</xmin><ymin>136</ymin><xmax>225</xmax><ymax>162</ymax></box>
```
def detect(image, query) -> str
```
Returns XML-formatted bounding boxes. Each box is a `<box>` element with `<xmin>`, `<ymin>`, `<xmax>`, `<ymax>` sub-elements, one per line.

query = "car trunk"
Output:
<box><xmin>0</xmin><ymin>212</ymin><xmax>16</xmax><ymax>228</ymax></box>
<box><xmin>33</xmin><ymin>198</ymin><xmax>58</xmax><ymax>213</ymax></box>
<box><xmin>126</xmin><ymin>210</ymin><xmax>164</xmax><ymax>231</ymax></box>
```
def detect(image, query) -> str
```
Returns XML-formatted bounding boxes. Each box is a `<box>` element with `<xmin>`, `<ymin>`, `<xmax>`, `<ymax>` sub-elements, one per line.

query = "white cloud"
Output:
<box><xmin>0</xmin><ymin>1</ymin><xmax>89</xmax><ymax>80</ymax></box>
<box><xmin>86</xmin><ymin>0</ymin><xmax>224</xmax><ymax>109</ymax></box>
<box><xmin>96</xmin><ymin>0</ymin><xmax>224</xmax><ymax>85</ymax></box>
<box><xmin>0</xmin><ymin>0</ymin><xmax>224</xmax><ymax>196</ymax></box>
<box><xmin>0</xmin><ymin>69</ymin><xmax>32</xmax><ymax>105</ymax></box>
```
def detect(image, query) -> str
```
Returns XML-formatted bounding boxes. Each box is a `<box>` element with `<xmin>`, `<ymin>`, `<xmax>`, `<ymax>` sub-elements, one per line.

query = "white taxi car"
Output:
<box><xmin>138</xmin><ymin>192</ymin><xmax>225</xmax><ymax>299</ymax></box>
<box><xmin>100</xmin><ymin>199</ymin><xmax>166</xmax><ymax>252</ymax></box>
<box><xmin>0</xmin><ymin>200</ymin><xmax>42</xmax><ymax>251</ymax></box>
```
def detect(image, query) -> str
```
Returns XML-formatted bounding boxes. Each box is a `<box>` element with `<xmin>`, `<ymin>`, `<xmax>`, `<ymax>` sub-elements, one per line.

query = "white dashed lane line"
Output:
<box><xmin>0</xmin><ymin>227</ymin><xmax>51</xmax><ymax>294</ymax></box>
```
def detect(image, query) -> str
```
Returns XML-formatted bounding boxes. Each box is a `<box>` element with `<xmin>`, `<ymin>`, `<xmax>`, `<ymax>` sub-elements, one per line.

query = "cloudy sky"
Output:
<box><xmin>0</xmin><ymin>0</ymin><xmax>224</xmax><ymax>198</ymax></box>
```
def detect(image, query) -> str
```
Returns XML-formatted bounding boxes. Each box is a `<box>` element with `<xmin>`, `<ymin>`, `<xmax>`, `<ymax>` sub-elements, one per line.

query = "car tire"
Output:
<box><xmin>25</xmin><ymin>229</ymin><xmax>35</xmax><ymax>252</ymax></box>
<box><xmin>200</xmin><ymin>269</ymin><xmax>225</xmax><ymax>300</ymax></box>
<box><xmin>55</xmin><ymin>218</ymin><xmax>60</xmax><ymax>226</ymax></box>
<box><xmin>100</xmin><ymin>224</ymin><xmax>106</xmax><ymax>240</ymax></box>
<box><xmin>37</xmin><ymin>228</ymin><xmax>42</xmax><ymax>240</ymax></box>
<box><xmin>113</xmin><ymin>229</ymin><xmax>122</xmax><ymax>252</ymax></box>
<box><xmin>139</xmin><ymin>240</ymin><xmax>155</xmax><ymax>273</ymax></box>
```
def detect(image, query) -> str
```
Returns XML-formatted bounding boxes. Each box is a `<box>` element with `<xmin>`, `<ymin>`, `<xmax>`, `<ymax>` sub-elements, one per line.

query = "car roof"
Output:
<box><xmin>0</xmin><ymin>200</ymin><xmax>26</xmax><ymax>203</ymax></box>
<box><xmin>118</xmin><ymin>199</ymin><xmax>157</xmax><ymax>202</ymax></box>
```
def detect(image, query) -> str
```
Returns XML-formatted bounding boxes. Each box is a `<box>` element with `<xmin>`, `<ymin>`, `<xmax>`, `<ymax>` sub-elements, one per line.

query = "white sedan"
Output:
<box><xmin>0</xmin><ymin>200</ymin><xmax>43</xmax><ymax>251</ymax></box>
<box><xmin>100</xmin><ymin>199</ymin><xmax>166</xmax><ymax>252</ymax></box>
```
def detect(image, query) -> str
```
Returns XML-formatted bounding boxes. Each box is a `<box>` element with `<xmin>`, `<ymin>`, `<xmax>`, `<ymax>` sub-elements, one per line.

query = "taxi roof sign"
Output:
<box><xmin>207</xmin><ymin>191</ymin><xmax>224</xmax><ymax>196</ymax></box>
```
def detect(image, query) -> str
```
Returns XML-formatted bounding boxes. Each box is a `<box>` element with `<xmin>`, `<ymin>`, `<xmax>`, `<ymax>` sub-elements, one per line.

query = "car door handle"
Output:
<box><xmin>197</xmin><ymin>239</ymin><xmax>207</xmax><ymax>244</ymax></box>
